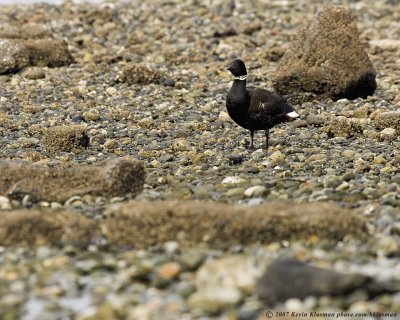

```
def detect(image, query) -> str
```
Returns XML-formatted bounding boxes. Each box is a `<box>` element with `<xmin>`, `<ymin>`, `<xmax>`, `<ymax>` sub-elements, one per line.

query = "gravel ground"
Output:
<box><xmin>0</xmin><ymin>0</ymin><xmax>399</xmax><ymax>319</ymax></box>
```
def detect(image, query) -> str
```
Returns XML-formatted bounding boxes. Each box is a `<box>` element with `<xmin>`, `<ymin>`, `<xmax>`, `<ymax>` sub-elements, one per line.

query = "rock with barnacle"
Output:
<box><xmin>273</xmin><ymin>5</ymin><xmax>376</xmax><ymax>101</ymax></box>
<box><xmin>118</xmin><ymin>63</ymin><xmax>162</xmax><ymax>85</ymax></box>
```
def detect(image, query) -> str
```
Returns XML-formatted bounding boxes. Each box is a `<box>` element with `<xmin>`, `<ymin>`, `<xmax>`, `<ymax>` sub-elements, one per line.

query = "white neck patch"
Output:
<box><xmin>233</xmin><ymin>75</ymin><xmax>247</xmax><ymax>80</ymax></box>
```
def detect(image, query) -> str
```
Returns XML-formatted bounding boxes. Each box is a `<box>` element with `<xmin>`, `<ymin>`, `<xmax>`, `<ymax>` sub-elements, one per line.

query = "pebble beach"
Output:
<box><xmin>0</xmin><ymin>0</ymin><xmax>399</xmax><ymax>319</ymax></box>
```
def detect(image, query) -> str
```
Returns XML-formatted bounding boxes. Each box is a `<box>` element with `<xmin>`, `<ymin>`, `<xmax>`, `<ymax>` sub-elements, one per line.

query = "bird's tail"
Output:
<box><xmin>282</xmin><ymin>103</ymin><xmax>299</xmax><ymax>119</ymax></box>
<box><xmin>286</xmin><ymin>111</ymin><xmax>299</xmax><ymax>118</ymax></box>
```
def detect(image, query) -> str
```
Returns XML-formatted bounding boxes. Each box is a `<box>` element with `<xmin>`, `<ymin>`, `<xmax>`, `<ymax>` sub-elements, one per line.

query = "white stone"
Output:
<box><xmin>336</xmin><ymin>182</ymin><xmax>350</xmax><ymax>191</ymax></box>
<box><xmin>195</xmin><ymin>255</ymin><xmax>271</xmax><ymax>294</ymax></box>
<box><xmin>222</xmin><ymin>176</ymin><xmax>245</xmax><ymax>185</ymax></box>
<box><xmin>106</xmin><ymin>87</ymin><xmax>117</xmax><ymax>96</ymax></box>
<box><xmin>50</xmin><ymin>202</ymin><xmax>63</xmax><ymax>209</ymax></box>
<box><xmin>0</xmin><ymin>196</ymin><xmax>12</xmax><ymax>210</ymax></box>
<box><xmin>150</xmin><ymin>159</ymin><xmax>161</xmax><ymax>168</ymax></box>
<box><xmin>248</xmin><ymin>198</ymin><xmax>264</xmax><ymax>206</ymax></box>
<box><xmin>215</xmin><ymin>288</ymin><xmax>242</xmax><ymax>305</ymax></box>
<box><xmin>261</xmin><ymin>159</ymin><xmax>271</xmax><ymax>167</ymax></box>
<box><xmin>285</xmin><ymin>298</ymin><xmax>304</xmax><ymax>312</ymax></box>
<box><xmin>164</xmin><ymin>241</ymin><xmax>179</xmax><ymax>254</ymax></box>
<box><xmin>218</xmin><ymin>111</ymin><xmax>231</xmax><ymax>123</ymax></box>
<box><xmin>188</xmin><ymin>287</ymin><xmax>242</xmax><ymax>313</ymax></box>
<box><xmin>244</xmin><ymin>185</ymin><xmax>266</xmax><ymax>197</ymax></box>
<box><xmin>202</xmin><ymin>100</ymin><xmax>218</xmax><ymax>113</ymax></box>
<box><xmin>251</xmin><ymin>149</ymin><xmax>265</xmax><ymax>160</ymax></box>
<box><xmin>381</xmin><ymin>127</ymin><xmax>396</xmax><ymax>137</ymax></box>
<box><xmin>348</xmin><ymin>301</ymin><xmax>370</xmax><ymax>312</ymax></box>
<box><xmin>369</xmin><ymin>39</ymin><xmax>400</xmax><ymax>51</ymax></box>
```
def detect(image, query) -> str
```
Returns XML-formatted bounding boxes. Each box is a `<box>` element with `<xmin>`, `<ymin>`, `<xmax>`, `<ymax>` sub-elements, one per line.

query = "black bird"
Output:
<box><xmin>226</xmin><ymin>59</ymin><xmax>298</xmax><ymax>149</ymax></box>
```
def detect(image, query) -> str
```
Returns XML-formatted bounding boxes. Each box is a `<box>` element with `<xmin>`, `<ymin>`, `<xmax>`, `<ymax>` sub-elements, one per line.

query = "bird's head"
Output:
<box><xmin>226</xmin><ymin>59</ymin><xmax>247</xmax><ymax>78</ymax></box>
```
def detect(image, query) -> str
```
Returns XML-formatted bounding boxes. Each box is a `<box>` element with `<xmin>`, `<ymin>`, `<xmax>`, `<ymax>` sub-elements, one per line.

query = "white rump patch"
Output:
<box><xmin>286</xmin><ymin>111</ymin><xmax>299</xmax><ymax>118</ymax></box>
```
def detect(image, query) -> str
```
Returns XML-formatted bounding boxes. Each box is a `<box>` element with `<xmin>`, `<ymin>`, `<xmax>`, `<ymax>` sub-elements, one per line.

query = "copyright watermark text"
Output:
<box><xmin>265</xmin><ymin>311</ymin><xmax>398</xmax><ymax>318</ymax></box>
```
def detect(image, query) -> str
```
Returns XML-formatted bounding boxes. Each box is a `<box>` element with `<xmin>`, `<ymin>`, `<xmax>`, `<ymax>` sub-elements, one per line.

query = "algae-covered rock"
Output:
<box><xmin>0</xmin><ymin>210</ymin><xmax>100</xmax><ymax>247</ymax></box>
<box><xmin>273</xmin><ymin>5</ymin><xmax>376</xmax><ymax>101</ymax></box>
<box><xmin>0</xmin><ymin>38</ymin><xmax>73</xmax><ymax>74</ymax></box>
<box><xmin>43</xmin><ymin>125</ymin><xmax>89</xmax><ymax>154</ymax></box>
<box><xmin>0</xmin><ymin>157</ymin><xmax>145</xmax><ymax>202</ymax></box>
<box><xmin>103</xmin><ymin>200</ymin><xmax>367</xmax><ymax>248</ymax></box>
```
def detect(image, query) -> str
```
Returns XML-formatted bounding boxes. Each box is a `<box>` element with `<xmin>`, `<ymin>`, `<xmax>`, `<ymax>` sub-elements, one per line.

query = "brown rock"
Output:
<box><xmin>0</xmin><ymin>210</ymin><xmax>100</xmax><ymax>247</ymax></box>
<box><xmin>119</xmin><ymin>63</ymin><xmax>161</xmax><ymax>85</ymax></box>
<box><xmin>0</xmin><ymin>38</ymin><xmax>73</xmax><ymax>74</ymax></box>
<box><xmin>104</xmin><ymin>139</ymin><xmax>119</xmax><ymax>150</ymax></box>
<box><xmin>158</xmin><ymin>262</ymin><xmax>182</xmax><ymax>280</ymax></box>
<box><xmin>379</xmin><ymin>128</ymin><xmax>397</xmax><ymax>141</ymax></box>
<box><xmin>0</xmin><ymin>24</ymin><xmax>52</xmax><ymax>40</ymax></box>
<box><xmin>290</xmin><ymin>119</ymin><xmax>308</xmax><ymax>129</ymax></box>
<box><xmin>213</xmin><ymin>27</ymin><xmax>238</xmax><ymax>38</ymax></box>
<box><xmin>373</xmin><ymin>111</ymin><xmax>400</xmax><ymax>133</ymax></box>
<box><xmin>268</xmin><ymin>150</ymin><xmax>286</xmax><ymax>166</ymax></box>
<box><xmin>353</xmin><ymin>105</ymin><xmax>370</xmax><ymax>118</ymax></box>
<box><xmin>103</xmin><ymin>200</ymin><xmax>367</xmax><ymax>248</ymax></box>
<box><xmin>0</xmin><ymin>111</ymin><xmax>11</xmax><ymax>129</ymax></box>
<box><xmin>22</xmin><ymin>67</ymin><xmax>46</xmax><ymax>80</ymax></box>
<box><xmin>273</xmin><ymin>5</ymin><xmax>376</xmax><ymax>101</ymax></box>
<box><xmin>306</xmin><ymin>114</ymin><xmax>326</xmax><ymax>126</ymax></box>
<box><xmin>369</xmin><ymin>39</ymin><xmax>400</xmax><ymax>52</ymax></box>
<box><xmin>25</xmin><ymin>39</ymin><xmax>74</xmax><ymax>68</ymax></box>
<box><xmin>306</xmin><ymin>153</ymin><xmax>327</xmax><ymax>162</ymax></box>
<box><xmin>373</xmin><ymin>155</ymin><xmax>387</xmax><ymax>165</ymax></box>
<box><xmin>0</xmin><ymin>39</ymin><xmax>29</xmax><ymax>73</ymax></box>
<box><xmin>84</xmin><ymin>110</ymin><xmax>100</xmax><ymax>122</ymax></box>
<box><xmin>0</xmin><ymin>157</ymin><xmax>145</xmax><ymax>202</ymax></box>
<box><xmin>324</xmin><ymin>116</ymin><xmax>364</xmax><ymax>138</ymax></box>
<box><xmin>238</xmin><ymin>20</ymin><xmax>262</xmax><ymax>35</ymax></box>
<box><xmin>266</xmin><ymin>46</ymin><xmax>287</xmax><ymax>62</ymax></box>
<box><xmin>369</xmin><ymin>108</ymin><xmax>386</xmax><ymax>120</ymax></box>
<box><xmin>20</xmin><ymin>23</ymin><xmax>53</xmax><ymax>39</ymax></box>
<box><xmin>43</xmin><ymin>125</ymin><xmax>89</xmax><ymax>154</ymax></box>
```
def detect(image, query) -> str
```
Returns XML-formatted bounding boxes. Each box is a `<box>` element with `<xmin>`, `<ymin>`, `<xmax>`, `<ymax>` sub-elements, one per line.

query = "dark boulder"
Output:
<box><xmin>256</xmin><ymin>259</ymin><xmax>393</xmax><ymax>305</ymax></box>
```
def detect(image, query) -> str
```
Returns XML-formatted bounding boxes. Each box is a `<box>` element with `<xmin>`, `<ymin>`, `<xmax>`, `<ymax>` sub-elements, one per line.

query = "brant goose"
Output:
<box><xmin>226</xmin><ymin>59</ymin><xmax>298</xmax><ymax>149</ymax></box>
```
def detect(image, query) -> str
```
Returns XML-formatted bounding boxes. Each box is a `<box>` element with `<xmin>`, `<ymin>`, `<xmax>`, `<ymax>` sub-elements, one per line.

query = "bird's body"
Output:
<box><xmin>226</xmin><ymin>59</ymin><xmax>298</xmax><ymax>149</ymax></box>
<box><xmin>227</xmin><ymin>83</ymin><xmax>293</xmax><ymax>131</ymax></box>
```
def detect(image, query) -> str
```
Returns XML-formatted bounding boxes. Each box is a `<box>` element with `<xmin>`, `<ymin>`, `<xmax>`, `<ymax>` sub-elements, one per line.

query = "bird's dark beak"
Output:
<box><xmin>225</xmin><ymin>62</ymin><xmax>233</xmax><ymax>71</ymax></box>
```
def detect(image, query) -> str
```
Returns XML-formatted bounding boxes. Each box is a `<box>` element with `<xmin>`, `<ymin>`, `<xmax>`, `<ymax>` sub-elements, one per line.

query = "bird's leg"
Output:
<box><xmin>265</xmin><ymin>129</ymin><xmax>269</xmax><ymax>150</ymax></box>
<box><xmin>249</xmin><ymin>130</ymin><xmax>254</xmax><ymax>149</ymax></box>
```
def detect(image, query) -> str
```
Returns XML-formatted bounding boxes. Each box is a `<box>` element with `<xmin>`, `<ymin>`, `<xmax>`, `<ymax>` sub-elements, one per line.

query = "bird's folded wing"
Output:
<box><xmin>247</xmin><ymin>87</ymin><xmax>291</xmax><ymax>117</ymax></box>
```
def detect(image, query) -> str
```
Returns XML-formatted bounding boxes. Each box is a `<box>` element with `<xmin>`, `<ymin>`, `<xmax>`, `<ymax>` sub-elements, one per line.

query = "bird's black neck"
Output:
<box><xmin>230</xmin><ymin>79</ymin><xmax>247</xmax><ymax>93</ymax></box>
<box><xmin>227</xmin><ymin>79</ymin><xmax>248</xmax><ymax>111</ymax></box>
